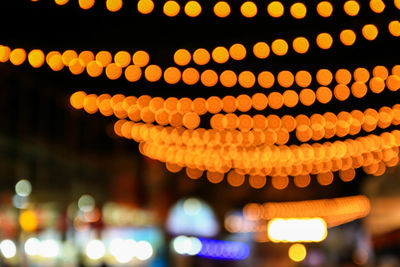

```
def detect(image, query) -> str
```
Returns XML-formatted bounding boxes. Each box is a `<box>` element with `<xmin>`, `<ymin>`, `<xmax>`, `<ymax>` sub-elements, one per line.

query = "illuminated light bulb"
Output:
<box><xmin>253</xmin><ymin>42</ymin><xmax>270</xmax><ymax>59</ymax></box>
<box><xmin>114</xmin><ymin>51</ymin><xmax>131</xmax><ymax>68</ymax></box>
<box><xmin>9</xmin><ymin>48</ymin><xmax>27</xmax><ymax>66</ymax></box>
<box><xmin>343</xmin><ymin>0</ymin><xmax>360</xmax><ymax>16</ymax></box>
<box><xmin>184</xmin><ymin>1</ymin><xmax>202</xmax><ymax>17</ymax></box>
<box><xmin>334</xmin><ymin>84</ymin><xmax>351</xmax><ymax>101</ymax></box>
<box><xmin>174</xmin><ymin>49</ymin><xmax>191</xmax><ymax>66</ymax></box>
<box><xmin>369</xmin><ymin>0</ymin><xmax>385</xmax><ymax>13</ymax></box>
<box><xmin>144</xmin><ymin>64</ymin><xmax>162</xmax><ymax>82</ymax></box>
<box><xmin>79</xmin><ymin>0</ymin><xmax>95</xmax><ymax>10</ymax></box>
<box><xmin>132</xmin><ymin>50</ymin><xmax>150</xmax><ymax>67</ymax></box>
<box><xmin>212</xmin><ymin>46</ymin><xmax>229</xmax><ymax>64</ymax></box>
<box><xmin>124</xmin><ymin>65</ymin><xmax>142</xmax><ymax>82</ymax></box>
<box><xmin>277</xmin><ymin>70</ymin><xmax>294</xmax><ymax>88</ymax></box>
<box><xmin>201</xmin><ymin>69</ymin><xmax>219</xmax><ymax>87</ymax></box>
<box><xmin>316</xmin><ymin>86</ymin><xmax>333</xmax><ymax>104</ymax></box>
<box><xmin>229</xmin><ymin>43</ymin><xmax>246</xmax><ymax>61</ymax></box>
<box><xmin>163</xmin><ymin>1</ymin><xmax>180</xmax><ymax>17</ymax></box>
<box><xmin>220</xmin><ymin>70</ymin><xmax>237</xmax><ymax>87</ymax></box>
<box><xmin>257</xmin><ymin>71</ymin><xmax>275</xmax><ymax>88</ymax></box>
<box><xmin>78</xmin><ymin>50</ymin><xmax>95</xmax><ymax>66</ymax></box>
<box><xmin>24</xmin><ymin>238</ymin><xmax>40</xmax><ymax>256</ymax></box>
<box><xmin>241</xmin><ymin>1</ymin><xmax>258</xmax><ymax>18</ymax></box>
<box><xmin>207</xmin><ymin>171</ymin><xmax>224</xmax><ymax>183</ymax></box>
<box><xmin>316</xmin><ymin>33</ymin><xmax>333</xmax><ymax>49</ymax></box>
<box><xmin>271</xmin><ymin>39</ymin><xmax>289</xmax><ymax>56</ymax></box>
<box><xmin>292</xmin><ymin>37</ymin><xmax>309</xmax><ymax>54</ymax></box>
<box><xmin>214</xmin><ymin>1</ymin><xmax>231</xmax><ymax>18</ymax></box>
<box><xmin>0</xmin><ymin>45</ymin><xmax>11</xmax><ymax>63</ymax></box>
<box><xmin>28</xmin><ymin>49</ymin><xmax>45</xmax><ymax>68</ymax></box>
<box><xmin>86</xmin><ymin>240</ymin><xmax>105</xmax><ymax>260</ymax></box>
<box><xmin>290</xmin><ymin>2</ymin><xmax>307</xmax><ymax>19</ymax></box>
<box><xmin>238</xmin><ymin>71</ymin><xmax>256</xmax><ymax>88</ymax></box>
<box><xmin>388</xmin><ymin>21</ymin><xmax>400</xmax><ymax>37</ymax></box>
<box><xmin>335</xmin><ymin>69</ymin><xmax>352</xmax><ymax>84</ymax></box>
<box><xmin>86</xmin><ymin>60</ymin><xmax>103</xmax><ymax>77</ymax></box>
<box><xmin>340</xmin><ymin>29</ymin><xmax>357</xmax><ymax>46</ymax></box>
<box><xmin>19</xmin><ymin>210</ymin><xmax>38</xmax><ymax>232</ymax></box>
<box><xmin>106</xmin><ymin>0</ymin><xmax>123</xmax><ymax>12</ymax></box>
<box><xmin>182</xmin><ymin>68</ymin><xmax>200</xmax><ymax>85</ymax></box>
<box><xmin>252</xmin><ymin>93</ymin><xmax>268</xmax><ymax>110</ymax></box>
<box><xmin>362</xmin><ymin>24</ymin><xmax>378</xmax><ymax>41</ymax></box>
<box><xmin>288</xmin><ymin>244</ymin><xmax>307</xmax><ymax>262</ymax></box>
<box><xmin>300</xmin><ymin>89</ymin><xmax>316</xmax><ymax>106</ymax></box>
<box><xmin>267</xmin><ymin>1</ymin><xmax>284</xmax><ymax>18</ymax></box>
<box><xmin>95</xmin><ymin>51</ymin><xmax>112</xmax><ymax>67</ymax></box>
<box><xmin>137</xmin><ymin>0</ymin><xmax>154</xmax><ymax>14</ymax></box>
<box><xmin>163</xmin><ymin>67</ymin><xmax>181</xmax><ymax>84</ymax></box>
<box><xmin>0</xmin><ymin>240</ymin><xmax>16</xmax><ymax>259</ymax></box>
<box><xmin>317</xmin><ymin>1</ymin><xmax>333</xmax><ymax>17</ymax></box>
<box><xmin>105</xmin><ymin>63</ymin><xmax>122</xmax><ymax>80</ymax></box>
<box><xmin>317</xmin><ymin>171</ymin><xmax>334</xmax><ymax>185</ymax></box>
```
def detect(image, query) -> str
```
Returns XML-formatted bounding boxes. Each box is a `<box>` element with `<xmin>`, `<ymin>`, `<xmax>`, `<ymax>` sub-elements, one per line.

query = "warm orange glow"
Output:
<box><xmin>214</xmin><ymin>1</ymin><xmax>231</xmax><ymax>18</ymax></box>
<box><xmin>86</xmin><ymin>60</ymin><xmax>103</xmax><ymax>77</ymax></box>
<box><xmin>292</xmin><ymin>37</ymin><xmax>309</xmax><ymax>54</ymax></box>
<box><xmin>241</xmin><ymin>1</ymin><xmax>258</xmax><ymax>18</ymax></box>
<box><xmin>288</xmin><ymin>244</ymin><xmax>307</xmax><ymax>262</ymax></box>
<box><xmin>340</xmin><ymin>29</ymin><xmax>357</xmax><ymax>46</ymax></box>
<box><xmin>106</xmin><ymin>0</ymin><xmax>123</xmax><ymax>12</ymax></box>
<box><xmin>388</xmin><ymin>21</ymin><xmax>400</xmax><ymax>37</ymax></box>
<box><xmin>267</xmin><ymin>1</ymin><xmax>284</xmax><ymax>18</ymax></box>
<box><xmin>28</xmin><ymin>49</ymin><xmax>45</xmax><ymax>68</ymax></box>
<box><xmin>0</xmin><ymin>46</ymin><xmax>11</xmax><ymax>63</ymax></box>
<box><xmin>182</xmin><ymin>68</ymin><xmax>200</xmax><ymax>85</ymax></box>
<box><xmin>290</xmin><ymin>3</ymin><xmax>307</xmax><ymax>19</ymax></box>
<box><xmin>369</xmin><ymin>0</ymin><xmax>385</xmax><ymax>13</ymax></box>
<box><xmin>316</xmin><ymin>86</ymin><xmax>333</xmax><ymax>104</ymax></box>
<box><xmin>253</xmin><ymin>42</ymin><xmax>270</xmax><ymax>59</ymax></box>
<box><xmin>207</xmin><ymin>171</ymin><xmax>224</xmax><ymax>184</ymax></box>
<box><xmin>163</xmin><ymin>0</ymin><xmax>180</xmax><ymax>17</ymax></box>
<box><xmin>220</xmin><ymin>70</ymin><xmax>237</xmax><ymax>87</ymax></box>
<box><xmin>137</xmin><ymin>0</ymin><xmax>154</xmax><ymax>15</ymax></box>
<box><xmin>19</xmin><ymin>210</ymin><xmax>38</xmax><ymax>232</ymax></box>
<box><xmin>316</xmin><ymin>33</ymin><xmax>333</xmax><ymax>49</ymax></box>
<box><xmin>132</xmin><ymin>50</ymin><xmax>150</xmax><ymax>68</ymax></box>
<box><xmin>229</xmin><ymin>43</ymin><xmax>246</xmax><ymax>61</ymax></box>
<box><xmin>163</xmin><ymin>67</ymin><xmax>181</xmax><ymax>84</ymax></box>
<box><xmin>271</xmin><ymin>175</ymin><xmax>289</xmax><ymax>190</ymax></box>
<box><xmin>316</xmin><ymin>69</ymin><xmax>333</xmax><ymax>86</ymax></box>
<box><xmin>193</xmin><ymin>48</ymin><xmax>210</xmax><ymax>65</ymax></box>
<box><xmin>95</xmin><ymin>51</ymin><xmax>112</xmax><ymax>67</ymax></box>
<box><xmin>55</xmin><ymin>0</ymin><xmax>69</xmax><ymax>5</ymax></box>
<box><xmin>317</xmin><ymin>172</ymin><xmax>334</xmax><ymax>186</ymax></box>
<box><xmin>249</xmin><ymin>175</ymin><xmax>267</xmax><ymax>189</ymax></box>
<box><xmin>62</xmin><ymin>50</ymin><xmax>78</xmax><ymax>66</ymax></box>
<box><xmin>212</xmin><ymin>46</ymin><xmax>229</xmax><ymax>64</ymax></box>
<box><xmin>238</xmin><ymin>71</ymin><xmax>256</xmax><ymax>88</ymax></box>
<box><xmin>48</xmin><ymin>54</ymin><xmax>64</xmax><ymax>71</ymax></box>
<box><xmin>69</xmin><ymin>58</ymin><xmax>85</xmax><ymax>75</ymax></box>
<box><xmin>353</xmin><ymin>67</ymin><xmax>370</xmax><ymax>82</ymax></box>
<box><xmin>316</xmin><ymin>1</ymin><xmax>333</xmax><ymax>17</ymax></box>
<box><xmin>9</xmin><ymin>48</ymin><xmax>26</xmax><ymax>66</ymax></box>
<box><xmin>258</xmin><ymin>71</ymin><xmax>275</xmax><ymax>88</ymax></box>
<box><xmin>174</xmin><ymin>49</ymin><xmax>191</xmax><ymax>66</ymax></box>
<box><xmin>295</xmin><ymin>70</ymin><xmax>312</xmax><ymax>87</ymax></box>
<box><xmin>114</xmin><ymin>51</ymin><xmax>131</xmax><ymax>67</ymax></box>
<box><xmin>70</xmin><ymin>91</ymin><xmax>87</xmax><ymax>109</ymax></box>
<box><xmin>186</xmin><ymin>168</ymin><xmax>203</xmax><ymax>179</ymax></box>
<box><xmin>78</xmin><ymin>50</ymin><xmax>94</xmax><ymax>66</ymax></box>
<box><xmin>299</xmin><ymin>89</ymin><xmax>316</xmax><ymax>106</ymax></box>
<box><xmin>227</xmin><ymin>170</ymin><xmax>245</xmax><ymax>187</ymax></box>
<box><xmin>271</xmin><ymin>39</ymin><xmax>288</xmax><ymax>56</ymax></box>
<box><xmin>343</xmin><ymin>0</ymin><xmax>360</xmax><ymax>16</ymax></box>
<box><xmin>79</xmin><ymin>0</ymin><xmax>95</xmax><ymax>10</ymax></box>
<box><xmin>201</xmin><ymin>69</ymin><xmax>219</xmax><ymax>87</ymax></box>
<box><xmin>124</xmin><ymin>65</ymin><xmax>142</xmax><ymax>82</ymax></box>
<box><xmin>252</xmin><ymin>93</ymin><xmax>268</xmax><ymax>110</ymax></box>
<box><xmin>105</xmin><ymin>63</ymin><xmax>122</xmax><ymax>80</ymax></box>
<box><xmin>144</xmin><ymin>64</ymin><xmax>162</xmax><ymax>82</ymax></box>
<box><xmin>362</xmin><ymin>24</ymin><xmax>379</xmax><ymax>41</ymax></box>
<box><xmin>335</xmin><ymin>69</ymin><xmax>352</xmax><ymax>84</ymax></box>
<box><xmin>184</xmin><ymin>1</ymin><xmax>202</xmax><ymax>17</ymax></box>
<box><xmin>277</xmin><ymin>70</ymin><xmax>294</xmax><ymax>88</ymax></box>
<box><xmin>268</xmin><ymin>92</ymin><xmax>284</xmax><ymax>109</ymax></box>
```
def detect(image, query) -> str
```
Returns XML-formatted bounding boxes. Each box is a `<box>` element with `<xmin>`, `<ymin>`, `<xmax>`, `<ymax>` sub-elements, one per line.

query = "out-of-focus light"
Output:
<box><xmin>15</xmin><ymin>179</ymin><xmax>32</xmax><ymax>197</ymax></box>
<box><xmin>267</xmin><ymin>218</ymin><xmax>327</xmax><ymax>243</ymax></box>
<box><xmin>288</xmin><ymin>243</ymin><xmax>307</xmax><ymax>262</ymax></box>
<box><xmin>12</xmin><ymin>194</ymin><xmax>29</xmax><ymax>209</ymax></box>
<box><xmin>172</xmin><ymin>235</ymin><xmax>249</xmax><ymax>260</ymax></box>
<box><xmin>0</xmin><ymin>240</ymin><xmax>17</xmax><ymax>259</ymax></box>
<box><xmin>136</xmin><ymin>241</ymin><xmax>153</xmax><ymax>261</ymax></box>
<box><xmin>78</xmin><ymin>194</ymin><xmax>95</xmax><ymax>212</ymax></box>
<box><xmin>19</xmin><ymin>210</ymin><xmax>38</xmax><ymax>232</ymax></box>
<box><xmin>110</xmin><ymin>239</ymin><xmax>136</xmax><ymax>263</ymax></box>
<box><xmin>183</xmin><ymin>198</ymin><xmax>201</xmax><ymax>215</ymax></box>
<box><xmin>40</xmin><ymin>240</ymin><xmax>59</xmax><ymax>258</ymax></box>
<box><xmin>85</xmin><ymin>240</ymin><xmax>105</xmax><ymax>260</ymax></box>
<box><xmin>24</xmin><ymin>238</ymin><xmax>41</xmax><ymax>256</ymax></box>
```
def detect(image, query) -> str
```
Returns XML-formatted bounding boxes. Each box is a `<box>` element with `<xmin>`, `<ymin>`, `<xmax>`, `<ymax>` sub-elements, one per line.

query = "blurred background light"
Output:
<box><xmin>85</xmin><ymin>239</ymin><xmax>105</xmax><ymax>260</ymax></box>
<box><xmin>110</xmin><ymin>239</ymin><xmax>136</xmax><ymax>263</ymax></box>
<box><xmin>15</xmin><ymin>179</ymin><xmax>32</xmax><ymax>197</ymax></box>
<box><xmin>24</xmin><ymin>238</ymin><xmax>41</xmax><ymax>256</ymax></box>
<box><xmin>78</xmin><ymin>194</ymin><xmax>95</xmax><ymax>212</ymax></box>
<box><xmin>288</xmin><ymin>243</ymin><xmax>307</xmax><ymax>262</ymax></box>
<box><xmin>0</xmin><ymin>240</ymin><xmax>17</xmax><ymax>259</ymax></box>
<box><xmin>40</xmin><ymin>240</ymin><xmax>60</xmax><ymax>258</ymax></box>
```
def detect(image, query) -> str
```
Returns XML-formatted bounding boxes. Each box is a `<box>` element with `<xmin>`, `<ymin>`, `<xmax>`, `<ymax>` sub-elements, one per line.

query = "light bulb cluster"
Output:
<box><xmin>33</xmin><ymin>0</ymin><xmax>393</xmax><ymax>20</ymax></box>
